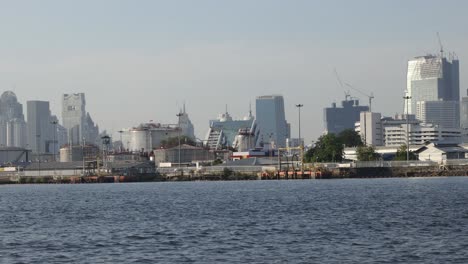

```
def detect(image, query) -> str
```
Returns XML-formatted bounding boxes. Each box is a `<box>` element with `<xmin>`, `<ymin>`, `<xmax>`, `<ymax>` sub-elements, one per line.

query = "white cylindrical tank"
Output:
<box><xmin>129</xmin><ymin>129</ymin><xmax>149</xmax><ymax>152</ymax></box>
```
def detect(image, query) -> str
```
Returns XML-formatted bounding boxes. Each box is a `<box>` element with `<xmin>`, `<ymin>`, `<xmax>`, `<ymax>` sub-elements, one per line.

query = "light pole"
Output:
<box><xmin>403</xmin><ymin>95</ymin><xmax>411</xmax><ymax>162</ymax></box>
<box><xmin>36</xmin><ymin>134</ymin><xmax>41</xmax><ymax>177</ymax></box>
<box><xmin>101</xmin><ymin>135</ymin><xmax>111</xmax><ymax>172</ymax></box>
<box><xmin>51</xmin><ymin>120</ymin><xmax>58</xmax><ymax>162</ymax></box>
<box><xmin>295</xmin><ymin>104</ymin><xmax>304</xmax><ymax>173</ymax></box>
<box><xmin>118</xmin><ymin>130</ymin><xmax>123</xmax><ymax>153</ymax></box>
<box><xmin>82</xmin><ymin>137</ymin><xmax>86</xmax><ymax>176</ymax></box>
<box><xmin>176</xmin><ymin>112</ymin><xmax>183</xmax><ymax>171</ymax></box>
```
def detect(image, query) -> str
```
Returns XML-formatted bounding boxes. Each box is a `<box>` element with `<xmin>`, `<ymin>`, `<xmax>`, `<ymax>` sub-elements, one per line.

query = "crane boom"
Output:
<box><xmin>334</xmin><ymin>68</ymin><xmax>351</xmax><ymax>101</ymax></box>
<box><xmin>345</xmin><ymin>83</ymin><xmax>374</xmax><ymax>112</ymax></box>
<box><xmin>437</xmin><ymin>32</ymin><xmax>444</xmax><ymax>57</ymax></box>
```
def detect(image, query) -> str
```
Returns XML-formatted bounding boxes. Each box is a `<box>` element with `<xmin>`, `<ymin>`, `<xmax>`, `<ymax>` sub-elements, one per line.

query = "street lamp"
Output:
<box><xmin>51</xmin><ymin>120</ymin><xmax>58</xmax><ymax>162</ymax></box>
<box><xmin>295</xmin><ymin>104</ymin><xmax>304</xmax><ymax>173</ymax></box>
<box><xmin>36</xmin><ymin>134</ymin><xmax>41</xmax><ymax>177</ymax></box>
<box><xmin>295</xmin><ymin>104</ymin><xmax>303</xmax><ymax>147</ymax></box>
<box><xmin>82</xmin><ymin>137</ymin><xmax>86</xmax><ymax>176</ymax></box>
<box><xmin>118</xmin><ymin>130</ymin><xmax>124</xmax><ymax>153</ymax></box>
<box><xmin>403</xmin><ymin>94</ymin><xmax>411</xmax><ymax>162</ymax></box>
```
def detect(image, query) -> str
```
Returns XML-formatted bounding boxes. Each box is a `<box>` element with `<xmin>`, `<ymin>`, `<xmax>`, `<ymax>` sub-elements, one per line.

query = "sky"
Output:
<box><xmin>0</xmin><ymin>0</ymin><xmax>467</xmax><ymax>143</ymax></box>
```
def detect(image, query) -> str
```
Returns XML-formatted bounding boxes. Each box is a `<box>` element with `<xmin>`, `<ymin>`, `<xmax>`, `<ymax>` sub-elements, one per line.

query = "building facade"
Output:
<box><xmin>27</xmin><ymin>101</ymin><xmax>54</xmax><ymax>154</ymax></box>
<box><xmin>62</xmin><ymin>93</ymin><xmax>99</xmax><ymax>145</ymax></box>
<box><xmin>205</xmin><ymin>110</ymin><xmax>260</xmax><ymax>151</ymax></box>
<box><xmin>0</xmin><ymin>91</ymin><xmax>27</xmax><ymax>148</ymax></box>
<box><xmin>324</xmin><ymin>98</ymin><xmax>369</xmax><ymax>135</ymax></box>
<box><xmin>384</xmin><ymin>123</ymin><xmax>461</xmax><ymax>146</ymax></box>
<box><xmin>356</xmin><ymin>112</ymin><xmax>383</xmax><ymax>146</ymax></box>
<box><xmin>256</xmin><ymin>95</ymin><xmax>289</xmax><ymax>148</ymax></box>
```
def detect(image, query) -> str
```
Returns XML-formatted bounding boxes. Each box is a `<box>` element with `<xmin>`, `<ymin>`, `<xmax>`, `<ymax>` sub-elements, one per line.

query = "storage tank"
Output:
<box><xmin>129</xmin><ymin>129</ymin><xmax>150</xmax><ymax>152</ymax></box>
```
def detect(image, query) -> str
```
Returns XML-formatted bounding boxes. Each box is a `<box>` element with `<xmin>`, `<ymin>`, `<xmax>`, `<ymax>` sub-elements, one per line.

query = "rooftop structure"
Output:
<box><xmin>205</xmin><ymin>107</ymin><xmax>260</xmax><ymax>151</ymax></box>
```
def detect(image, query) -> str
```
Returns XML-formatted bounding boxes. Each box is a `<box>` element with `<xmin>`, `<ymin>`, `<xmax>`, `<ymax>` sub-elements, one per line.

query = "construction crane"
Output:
<box><xmin>437</xmin><ymin>32</ymin><xmax>444</xmax><ymax>58</ymax></box>
<box><xmin>345</xmin><ymin>83</ymin><xmax>375</xmax><ymax>112</ymax></box>
<box><xmin>333</xmin><ymin>68</ymin><xmax>351</xmax><ymax>101</ymax></box>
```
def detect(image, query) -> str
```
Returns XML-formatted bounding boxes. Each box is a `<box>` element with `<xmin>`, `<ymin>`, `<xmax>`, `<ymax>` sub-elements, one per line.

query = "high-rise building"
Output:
<box><xmin>256</xmin><ymin>95</ymin><xmax>289</xmax><ymax>148</ymax></box>
<box><xmin>324</xmin><ymin>98</ymin><xmax>369</xmax><ymax>135</ymax></box>
<box><xmin>461</xmin><ymin>89</ymin><xmax>468</xmax><ymax>129</ymax></box>
<box><xmin>177</xmin><ymin>104</ymin><xmax>195</xmax><ymax>139</ymax></box>
<box><xmin>62</xmin><ymin>93</ymin><xmax>99</xmax><ymax>145</ymax></box>
<box><xmin>356</xmin><ymin>112</ymin><xmax>383</xmax><ymax>146</ymax></box>
<box><xmin>406</xmin><ymin>54</ymin><xmax>459</xmax><ymax>127</ymax></box>
<box><xmin>0</xmin><ymin>91</ymin><xmax>27</xmax><ymax>147</ymax></box>
<box><xmin>27</xmin><ymin>101</ymin><xmax>53</xmax><ymax>153</ymax></box>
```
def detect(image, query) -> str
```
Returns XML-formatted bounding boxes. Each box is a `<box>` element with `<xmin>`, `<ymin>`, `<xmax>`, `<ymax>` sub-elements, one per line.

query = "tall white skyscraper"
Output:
<box><xmin>406</xmin><ymin>54</ymin><xmax>460</xmax><ymax>128</ymax></box>
<box><xmin>255</xmin><ymin>95</ymin><xmax>290</xmax><ymax>148</ymax></box>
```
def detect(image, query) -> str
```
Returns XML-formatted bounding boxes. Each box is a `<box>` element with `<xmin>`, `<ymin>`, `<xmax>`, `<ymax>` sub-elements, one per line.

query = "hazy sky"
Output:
<box><xmin>1</xmin><ymin>0</ymin><xmax>467</xmax><ymax>143</ymax></box>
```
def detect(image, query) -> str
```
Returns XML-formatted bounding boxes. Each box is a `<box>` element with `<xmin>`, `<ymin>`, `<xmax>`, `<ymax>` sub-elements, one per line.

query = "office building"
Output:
<box><xmin>62</xmin><ymin>93</ymin><xmax>99</xmax><ymax>145</ymax></box>
<box><xmin>0</xmin><ymin>91</ymin><xmax>27</xmax><ymax>147</ymax></box>
<box><xmin>384</xmin><ymin>123</ymin><xmax>461</xmax><ymax>146</ymax></box>
<box><xmin>406</xmin><ymin>54</ymin><xmax>459</xmax><ymax>127</ymax></box>
<box><xmin>416</xmin><ymin>101</ymin><xmax>459</xmax><ymax>128</ymax></box>
<box><xmin>27</xmin><ymin>101</ymin><xmax>54</xmax><ymax>154</ymax></box>
<box><xmin>256</xmin><ymin>95</ymin><xmax>289</xmax><ymax>148</ymax></box>
<box><xmin>324</xmin><ymin>98</ymin><xmax>369</xmax><ymax>135</ymax></box>
<box><xmin>355</xmin><ymin>112</ymin><xmax>383</xmax><ymax>146</ymax></box>
<box><xmin>177</xmin><ymin>104</ymin><xmax>195</xmax><ymax>139</ymax></box>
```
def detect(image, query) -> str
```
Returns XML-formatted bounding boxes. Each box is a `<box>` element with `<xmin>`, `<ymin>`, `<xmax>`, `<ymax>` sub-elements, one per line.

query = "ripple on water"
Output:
<box><xmin>1</xmin><ymin>178</ymin><xmax>468</xmax><ymax>263</ymax></box>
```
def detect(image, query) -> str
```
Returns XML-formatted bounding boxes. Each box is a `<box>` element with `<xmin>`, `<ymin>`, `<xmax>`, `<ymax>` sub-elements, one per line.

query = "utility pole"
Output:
<box><xmin>176</xmin><ymin>112</ymin><xmax>183</xmax><ymax>173</ymax></box>
<box><xmin>403</xmin><ymin>95</ymin><xmax>411</xmax><ymax>162</ymax></box>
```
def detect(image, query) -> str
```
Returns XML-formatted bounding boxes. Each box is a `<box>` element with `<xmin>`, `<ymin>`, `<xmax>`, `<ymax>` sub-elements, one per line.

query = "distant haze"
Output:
<box><xmin>0</xmin><ymin>0</ymin><xmax>467</xmax><ymax>143</ymax></box>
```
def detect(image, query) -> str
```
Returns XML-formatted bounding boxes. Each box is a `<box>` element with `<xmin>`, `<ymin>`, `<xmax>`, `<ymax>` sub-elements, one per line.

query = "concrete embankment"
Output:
<box><xmin>3</xmin><ymin>164</ymin><xmax>468</xmax><ymax>184</ymax></box>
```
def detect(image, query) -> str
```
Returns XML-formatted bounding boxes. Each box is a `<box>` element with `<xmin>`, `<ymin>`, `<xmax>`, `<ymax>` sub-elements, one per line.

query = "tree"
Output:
<box><xmin>394</xmin><ymin>145</ymin><xmax>418</xmax><ymax>161</ymax></box>
<box><xmin>338</xmin><ymin>129</ymin><xmax>363</xmax><ymax>147</ymax></box>
<box><xmin>309</xmin><ymin>133</ymin><xmax>343</xmax><ymax>162</ymax></box>
<box><xmin>356</xmin><ymin>145</ymin><xmax>380</xmax><ymax>161</ymax></box>
<box><xmin>160</xmin><ymin>136</ymin><xmax>196</xmax><ymax>149</ymax></box>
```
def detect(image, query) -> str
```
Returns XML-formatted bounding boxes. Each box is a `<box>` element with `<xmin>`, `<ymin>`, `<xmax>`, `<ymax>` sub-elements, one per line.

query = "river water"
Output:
<box><xmin>1</xmin><ymin>177</ymin><xmax>468</xmax><ymax>263</ymax></box>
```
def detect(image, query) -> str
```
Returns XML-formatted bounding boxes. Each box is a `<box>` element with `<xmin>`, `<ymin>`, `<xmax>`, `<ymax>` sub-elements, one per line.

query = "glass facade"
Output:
<box><xmin>324</xmin><ymin>99</ymin><xmax>369</xmax><ymax>135</ymax></box>
<box><xmin>256</xmin><ymin>95</ymin><xmax>289</xmax><ymax>148</ymax></box>
<box><xmin>406</xmin><ymin>55</ymin><xmax>460</xmax><ymax>128</ymax></box>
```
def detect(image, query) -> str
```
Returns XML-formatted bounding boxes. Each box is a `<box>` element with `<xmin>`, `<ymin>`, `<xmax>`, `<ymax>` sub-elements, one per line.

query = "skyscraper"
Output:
<box><xmin>406</xmin><ymin>54</ymin><xmax>460</xmax><ymax>128</ymax></box>
<box><xmin>178</xmin><ymin>104</ymin><xmax>195</xmax><ymax>139</ymax></box>
<box><xmin>27</xmin><ymin>101</ymin><xmax>53</xmax><ymax>153</ymax></box>
<box><xmin>0</xmin><ymin>91</ymin><xmax>27</xmax><ymax>147</ymax></box>
<box><xmin>255</xmin><ymin>95</ymin><xmax>289</xmax><ymax>148</ymax></box>
<box><xmin>62</xmin><ymin>93</ymin><xmax>99</xmax><ymax>145</ymax></box>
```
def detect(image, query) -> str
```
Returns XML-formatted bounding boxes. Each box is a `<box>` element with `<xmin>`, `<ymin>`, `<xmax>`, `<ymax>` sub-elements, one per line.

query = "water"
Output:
<box><xmin>1</xmin><ymin>178</ymin><xmax>468</xmax><ymax>263</ymax></box>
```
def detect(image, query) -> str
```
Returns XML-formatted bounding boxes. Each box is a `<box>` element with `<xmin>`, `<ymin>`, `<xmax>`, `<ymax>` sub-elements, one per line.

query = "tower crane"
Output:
<box><xmin>333</xmin><ymin>68</ymin><xmax>351</xmax><ymax>101</ymax></box>
<box><xmin>345</xmin><ymin>83</ymin><xmax>375</xmax><ymax>112</ymax></box>
<box><xmin>437</xmin><ymin>32</ymin><xmax>444</xmax><ymax>58</ymax></box>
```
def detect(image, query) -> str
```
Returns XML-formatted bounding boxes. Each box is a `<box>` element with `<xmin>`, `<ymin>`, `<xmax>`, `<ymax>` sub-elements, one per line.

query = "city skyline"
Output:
<box><xmin>0</xmin><ymin>0</ymin><xmax>467</xmax><ymax>143</ymax></box>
